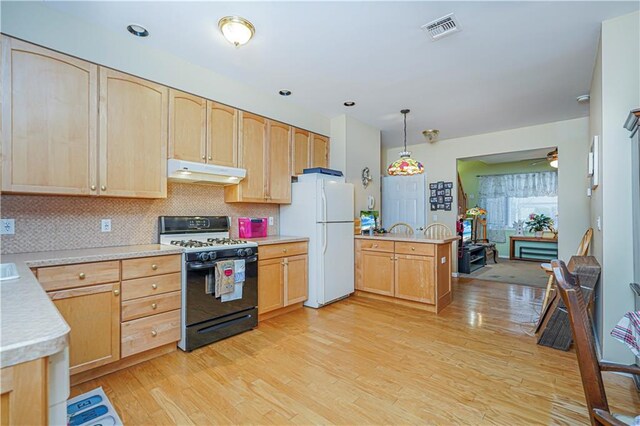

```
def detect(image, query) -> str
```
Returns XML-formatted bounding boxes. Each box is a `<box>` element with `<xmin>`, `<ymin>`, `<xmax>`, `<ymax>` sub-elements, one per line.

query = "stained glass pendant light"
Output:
<box><xmin>387</xmin><ymin>109</ymin><xmax>424</xmax><ymax>176</ymax></box>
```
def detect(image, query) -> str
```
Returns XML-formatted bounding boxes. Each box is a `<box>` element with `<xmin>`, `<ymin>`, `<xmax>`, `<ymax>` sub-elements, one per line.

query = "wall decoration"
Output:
<box><xmin>429</xmin><ymin>181</ymin><xmax>454</xmax><ymax>211</ymax></box>
<box><xmin>361</xmin><ymin>167</ymin><xmax>373</xmax><ymax>188</ymax></box>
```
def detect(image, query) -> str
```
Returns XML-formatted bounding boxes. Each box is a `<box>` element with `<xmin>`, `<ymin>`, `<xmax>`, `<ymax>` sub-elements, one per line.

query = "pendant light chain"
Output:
<box><xmin>403</xmin><ymin>111</ymin><xmax>407</xmax><ymax>152</ymax></box>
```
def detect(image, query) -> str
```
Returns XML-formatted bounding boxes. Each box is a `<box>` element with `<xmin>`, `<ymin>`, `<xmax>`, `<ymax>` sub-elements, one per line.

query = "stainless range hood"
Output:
<box><xmin>167</xmin><ymin>159</ymin><xmax>246</xmax><ymax>185</ymax></box>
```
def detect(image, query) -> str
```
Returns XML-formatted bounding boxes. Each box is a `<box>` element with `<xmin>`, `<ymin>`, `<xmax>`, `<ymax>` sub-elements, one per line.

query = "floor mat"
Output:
<box><xmin>460</xmin><ymin>258</ymin><xmax>549</xmax><ymax>288</ymax></box>
<box><xmin>67</xmin><ymin>387</ymin><xmax>123</xmax><ymax>426</ymax></box>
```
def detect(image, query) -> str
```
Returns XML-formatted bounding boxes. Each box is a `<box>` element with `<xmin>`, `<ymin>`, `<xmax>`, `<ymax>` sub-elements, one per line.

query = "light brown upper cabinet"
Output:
<box><xmin>168</xmin><ymin>89</ymin><xmax>237</xmax><ymax>167</ymax></box>
<box><xmin>1</xmin><ymin>36</ymin><xmax>97</xmax><ymax>195</ymax></box>
<box><xmin>225</xmin><ymin>113</ymin><xmax>292</xmax><ymax>204</ymax></box>
<box><xmin>168</xmin><ymin>89</ymin><xmax>207</xmax><ymax>163</ymax></box>
<box><xmin>311</xmin><ymin>134</ymin><xmax>330</xmax><ymax>169</ymax></box>
<box><xmin>99</xmin><ymin>68</ymin><xmax>168</xmax><ymax>198</ymax></box>
<box><xmin>292</xmin><ymin>128</ymin><xmax>310</xmax><ymax>175</ymax></box>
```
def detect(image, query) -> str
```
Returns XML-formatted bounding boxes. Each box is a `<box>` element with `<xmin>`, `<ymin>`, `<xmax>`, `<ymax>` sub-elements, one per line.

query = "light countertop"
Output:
<box><xmin>355</xmin><ymin>234</ymin><xmax>460</xmax><ymax>244</ymax></box>
<box><xmin>247</xmin><ymin>235</ymin><xmax>309</xmax><ymax>246</ymax></box>
<box><xmin>0</xmin><ymin>244</ymin><xmax>184</xmax><ymax>368</ymax></box>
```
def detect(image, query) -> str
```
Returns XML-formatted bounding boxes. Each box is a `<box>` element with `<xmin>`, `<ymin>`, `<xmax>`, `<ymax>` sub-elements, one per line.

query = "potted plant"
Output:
<box><xmin>525</xmin><ymin>213</ymin><xmax>553</xmax><ymax>238</ymax></box>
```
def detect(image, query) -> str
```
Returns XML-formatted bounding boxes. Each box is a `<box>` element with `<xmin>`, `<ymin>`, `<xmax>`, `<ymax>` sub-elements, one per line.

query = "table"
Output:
<box><xmin>509</xmin><ymin>235</ymin><xmax>558</xmax><ymax>262</ymax></box>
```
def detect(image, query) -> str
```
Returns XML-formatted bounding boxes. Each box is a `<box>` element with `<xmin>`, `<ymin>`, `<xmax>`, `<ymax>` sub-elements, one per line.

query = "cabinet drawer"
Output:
<box><xmin>38</xmin><ymin>261</ymin><xmax>120</xmax><ymax>291</ymax></box>
<box><xmin>121</xmin><ymin>272</ymin><xmax>181</xmax><ymax>301</ymax></box>
<box><xmin>395</xmin><ymin>242</ymin><xmax>434</xmax><ymax>256</ymax></box>
<box><xmin>121</xmin><ymin>309</ymin><xmax>180</xmax><ymax>358</ymax></box>
<box><xmin>121</xmin><ymin>255</ymin><xmax>181</xmax><ymax>280</ymax></box>
<box><xmin>122</xmin><ymin>290</ymin><xmax>181</xmax><ymax>321</ymax></box>
<box><xmin>359</xmin><ymin>240</ymin><xmax>394</xmax><ymax>253</ymax></box>
<box><xmin>259</xmin><ymin>242</ymin><xmax>307</xmax><ymax>260</ymax></box>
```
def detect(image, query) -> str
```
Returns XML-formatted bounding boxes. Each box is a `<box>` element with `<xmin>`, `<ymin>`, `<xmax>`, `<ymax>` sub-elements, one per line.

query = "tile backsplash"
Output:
<box><xmin>0</xmin><ymin>183</ymin><xmax>278</xmax><ymax>254</ymax></box>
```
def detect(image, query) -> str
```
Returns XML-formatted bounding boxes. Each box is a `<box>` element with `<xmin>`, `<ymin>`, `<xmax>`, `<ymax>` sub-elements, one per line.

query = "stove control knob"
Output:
<box><xmin>237</xmin><ymin>248</ymin><xmax>246</xmax><ymax>257</ymax></box>
<box><xmin>198</xmin><ymin>252</ymin><xmax>210</xmax><ymax>262</ymax></box>
<box><xmin>244</xmin><ymin>248</ymin><xmax>253</xmax><ymax>256</ymax></box>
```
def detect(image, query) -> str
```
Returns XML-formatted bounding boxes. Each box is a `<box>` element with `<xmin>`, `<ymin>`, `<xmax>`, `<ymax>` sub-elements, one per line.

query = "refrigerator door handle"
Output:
<box><xmin>322</xmin><ymin>223</ymin><xmax>328</xmax><ymax>255</ymax></box>
<box><xmin>321</xmin><ymin>182</ymin><xmax>327</xmax><ymax>223</ymax></box>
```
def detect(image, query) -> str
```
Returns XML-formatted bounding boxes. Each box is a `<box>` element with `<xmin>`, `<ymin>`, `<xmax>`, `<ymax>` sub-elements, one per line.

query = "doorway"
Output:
<box><xmin>456</xmin><ymin>148</ymin><xmax>559</xmax><ymax>288</ymax></box>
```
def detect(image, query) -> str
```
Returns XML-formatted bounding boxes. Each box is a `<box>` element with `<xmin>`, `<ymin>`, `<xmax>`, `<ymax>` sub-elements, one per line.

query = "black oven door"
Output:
<box><xmin>185</xmin><ymin>256</ymin><xmax>258</xmax><ymax>327</ymax></box>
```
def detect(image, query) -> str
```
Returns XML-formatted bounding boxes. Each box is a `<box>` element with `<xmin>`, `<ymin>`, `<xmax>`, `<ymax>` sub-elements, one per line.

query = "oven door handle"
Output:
<box><xmin>187</xmin><ymin>262</ymin><xmax>218</xmax><ymax>271</ymax></box>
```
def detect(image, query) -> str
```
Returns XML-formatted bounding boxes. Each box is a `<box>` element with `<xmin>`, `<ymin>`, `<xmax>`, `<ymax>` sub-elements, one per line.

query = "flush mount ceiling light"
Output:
<box><xmin>344</xmin><ymin>101</ymin><xmax>356</xmax><ymax>107</ymax></box>
<box><xmin>387</xmin><ymin>109</ymin><xmax>424</xmax><ymax>176</ymax></box>
<box><xmin>279</xmin><ymin>90</ymin><xmax>292</xmax><ymax>96</ymax></box>
<box><xmin>127</xmin><ymin>24</ymin><xmax>149</xmax><ymax>37</ymax></box>
<box><xmin>218</xmin><ymin>16</ymin><xmax>255</xmax><ymax>47</ymax></box>
<box><xmin>547</xmin><ymin>148</ymin><xmax>558</xmax><ymax>168</ymax></box>
<box><xmin>422</xmin><ymin>129</ymin><xmax>440</xmax><ymax>143</ymax></box>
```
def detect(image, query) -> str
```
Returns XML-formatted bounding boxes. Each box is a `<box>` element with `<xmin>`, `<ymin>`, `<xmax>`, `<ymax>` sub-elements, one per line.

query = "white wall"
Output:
<box><xmin>331</xmin><ymin>115</ymin><xmax>381</xmax><ymax>216</ymax></box>
<box><xmin>383</xmin><ymin>117</ymin><xmax>591</xmax><ymax>269</ymax></box>
<box><xmin>590</xmin><ymin>11</ymin><xmax>639</xmax><ymax>364</ymax></box>
<box><xmin>0</xmin><ymin>1</ymin><xmax>330</xmax><ymax>136</ymax></box>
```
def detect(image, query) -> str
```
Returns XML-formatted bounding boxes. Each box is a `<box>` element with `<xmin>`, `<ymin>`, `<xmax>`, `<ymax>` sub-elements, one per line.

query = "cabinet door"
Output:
<box><xmin>1</xmin><ymin>36</ymin><xmax>97</xmax><ymax>195</ymax></box>
<box><xmin>267</xmin><ymin>120</ymin><xmax>292</xmax><ymax>203</ymax></box>
<box><xmin>207</xmin><ymin>101</ymin><xmax>238</xmax><ymax>167</ymax></box>
<box><xmin>99</xmin><ymin>68</ymin><xmax>167</xmax><ymax>198</ymax></box>
<box><xmin>168</xmin><ymin>89</ymin><xmax>206</xmax><ymax>163</ymax></box>
<box><xmin>310</xmin><ymin>134</ymin><xmax>329</xmax><ymax>169</ymax></box>
<box><xmin>394</xmin><ymin>254</ymin><xmax>435</xmax><ymax>304</ymax></box>
<box><xmin>227</xmin><ymin>112</ymin><xmax>266</xmax><ymax>202</ymax></box>
<box><xmin>361</xmin><ymin>251</ymin><xmax>394</xmax><ymax>296</ymax></box>
<box><xmin>48</xmin><ymin>282</ymin><xmax>121</xmax><ymax>375</ymax></box>
<box><xmin>292</xmin><ymin>128</ymin><xmax>310</xmax><ymax>175</ymax></box>
<box><xmin>258</xmin><ymin>258</ymin><xmax>284</xmax><ymax>314</ymax></box>
<box><xmin>285</xmin><ymin>254</ymin><xmax>308</xmax><ymax>305</ymax></box>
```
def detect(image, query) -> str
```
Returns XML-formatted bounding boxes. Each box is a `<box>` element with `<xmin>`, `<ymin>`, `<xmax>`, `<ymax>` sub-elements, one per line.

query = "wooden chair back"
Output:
<box><xmin>477</xmin><ymin>218</ymin><xmax>488</xmax><ymax>242</ymax></box>
<box><xmin>423</xmin><ymin>223</ymin><xmax>452</xmax><ymax>239</ymax></box>
<box><xmin>551</xmin><ymin>259</ymin><xmax>609</xmax><ymax>425</ymax></box>
<box><xmin>388</xmin><ymin>222</ymin><xmax>414</xmax><ymax>235</ymax></box>
<box><xmin>577</xmin><ymin>228</ymin><xmax>594</xmax><ymax>256</ymax></box>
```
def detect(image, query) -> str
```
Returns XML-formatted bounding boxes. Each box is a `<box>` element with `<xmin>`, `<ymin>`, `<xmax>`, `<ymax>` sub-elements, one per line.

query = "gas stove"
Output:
<box><xmin>169</xmin><ymin>238</ymin><xmax>251</xmax><ymax>249</ymax></box>
<box><xmin>158</xmin><ymin>216</ymin><xmax>258</xmax><ymax>253</ymax></box>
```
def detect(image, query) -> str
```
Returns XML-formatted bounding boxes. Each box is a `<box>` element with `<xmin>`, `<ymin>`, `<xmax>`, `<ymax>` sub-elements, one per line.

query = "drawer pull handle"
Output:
<box><xmin>151</xmin><ymin>264</ymin><xmax>158</xmax><ymax>270</ymax></box>
<box><xmin>151</xmin><ymin>284</ymin><xmax>158</xmax><ymax>289</ymax></box>
<box><xmin>113</xmin><ymin>289</ymin><xmax>120</xmax><ymax>296</ymax></box>
<box><xmin>373</xmin><ymin>244</ymin><xmax>378</xmax><ymax>248</ymax></box>
<box><xmin>78</xmin><ymin>272</ymin><xmax>86</xmax><ymax>280</ymax></box>
<box><xmin>151</xmin><ymin>330</ymin><xmax>158</xmax><ymax>337</ymax></box>
<box><xmin>151</xmin><ymin>303</ymin><xmax>158</xmax><ymax>310</ymax></box>
<box><xmin>282</xmin><ymin>248</ymin><xmax>287</xmax><ymax>253</ymax></box>
<box><xmin>411</xmin><ymin>247</ymin><xmax>415</xmax><ymax>251</ymax></box>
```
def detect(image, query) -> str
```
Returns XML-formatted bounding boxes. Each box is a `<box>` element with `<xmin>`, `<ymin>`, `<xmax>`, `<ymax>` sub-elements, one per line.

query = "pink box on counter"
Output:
<box><xmin>238</xmin><ymin>217</ymin><xmax>268</xmax><ymax>238</ymax></box>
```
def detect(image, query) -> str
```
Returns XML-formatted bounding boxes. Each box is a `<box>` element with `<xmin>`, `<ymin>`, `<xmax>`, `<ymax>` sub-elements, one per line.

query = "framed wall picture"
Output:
<box><xmin>591</xmin><ymin>135</ymin><xmax>600</xmax><ymax>189</ymax></box>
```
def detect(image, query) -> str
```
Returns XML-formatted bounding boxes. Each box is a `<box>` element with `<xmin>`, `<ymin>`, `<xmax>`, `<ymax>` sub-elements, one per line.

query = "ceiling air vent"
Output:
<box><xmin>421</xmin><ymin>13</ymin><xmax>461</xmax><ymax>41</ymax></box>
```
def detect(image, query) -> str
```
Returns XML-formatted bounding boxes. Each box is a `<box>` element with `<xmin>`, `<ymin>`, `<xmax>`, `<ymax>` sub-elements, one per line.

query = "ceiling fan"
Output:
<box><xmin>529</xmin><ymin>148</ymin><xmax>558</xmax><ymax>168</ymax></box>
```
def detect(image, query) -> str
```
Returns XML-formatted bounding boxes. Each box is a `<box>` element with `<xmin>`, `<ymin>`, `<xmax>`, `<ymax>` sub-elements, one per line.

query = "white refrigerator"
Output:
<box><xmin>280</xmin><ymin>173</ymin><xmax>354</xmax><ymax>308</ymax></box>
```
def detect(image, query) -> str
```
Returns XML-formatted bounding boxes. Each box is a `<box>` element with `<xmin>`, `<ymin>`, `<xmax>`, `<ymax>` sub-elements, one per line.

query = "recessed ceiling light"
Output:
<box><xmin>218</xmin><ymin>16</ymin><xmax>255</xmax><ymax>47</ymax></box>
<box><xmin>127</xmin><ymin>24</ymin><xmax>149</xmax><ymax>37</ymax></box>
<box><xmin>279</xmin><ymin>90</ymin><xmax>292</xmax><ymax>96</ymax></box>
<box><xmin>344</xmin><ymin>101</ymin><xmax>356</xmax><ymax>107</ymax></box>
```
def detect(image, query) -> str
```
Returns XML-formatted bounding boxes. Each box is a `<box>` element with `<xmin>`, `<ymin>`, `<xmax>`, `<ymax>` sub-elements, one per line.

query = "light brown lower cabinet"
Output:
<box><xmin>0</xmin><ymin>357</ymin><xmax>48</xmax><ymax>425</ymax></box>
<box><xmin>355</xmin><ymin>239</ymin><xmax>452</xmax><ymax>313</ymax></box>
<box><xmin>37</xmin><ymin>254</ymin><xmax>182</xmax><ymax>384</ymax></box>
<box><xmin>257</xmin><ymin>242</ymin><xmax>308</xmax><ymax>320</ymax></box>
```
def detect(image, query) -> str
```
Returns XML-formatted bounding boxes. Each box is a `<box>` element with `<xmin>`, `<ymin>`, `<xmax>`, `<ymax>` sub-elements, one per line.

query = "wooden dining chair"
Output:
<box><xmin>423</xmin><ymin>223</ymin><xmax>452</xmax><ymax>239</ymax></box>
<box><xmin>540</xmin><ymin>228</ymin><xmax>593</xmax><ymax>313</ymax></box>
<box><xmin>388</xmin><ymin>222</ymin><xmax>414</xmax><ymax>235</ymax></box>
<box><xmin>474</xmin><ymin>218</ymin><xmax>498</xmax><ymax>263</ymax></box>
<box><xmin>552</xmin><ymin>260</ymin><xmax>639</xmax><ymax>426</ymax></box>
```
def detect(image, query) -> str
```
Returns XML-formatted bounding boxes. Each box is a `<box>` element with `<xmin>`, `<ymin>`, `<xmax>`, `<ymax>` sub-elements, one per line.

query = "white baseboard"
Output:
<box><xmin>452</xmin><ymin>272</ymin><xmax>459</xmax><ymax>278</ymax></box>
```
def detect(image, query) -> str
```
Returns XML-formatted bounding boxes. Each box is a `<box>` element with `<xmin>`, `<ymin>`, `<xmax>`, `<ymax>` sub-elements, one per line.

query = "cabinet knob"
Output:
<box><xmin>411</xmin><ymin>247</ymin><xmax>415</xmax><ymax>251</ymax></box>
<box><xmin>151</xmin><ymin>264</ymin><xmax>158</xmax><ymax>270</ymax></box>
<box><xmin>151</xmin><ymin>284</ymin><xmax>158</xmax><ymax>289</ymax></box>
<box><xmin>208</xmin><ymin>156</ymin><xmax>212</xmax><ymax>160</ymax></box>
<box><xmin>100</xmin><ymin>185</ymin><xmax>106</xmax><ymax>191</ymax></box>
<box><xmin>90</xmin><ymin>185</ymin><xmax>96</xmax><ymax>191</ymax></box>
<box><xmin>282</xmin><ymin>248</ymin><xmax>287</xmax><ymax>253</ymax></box>
<box><xmin>201</xmin><ymin>156</ymin><xmax>206</xmax><ymax>160</ymax></box>
<box><xmin>78</xmin><ymin>272</ymin><xmax>86</xmax><ymax>280</ymax></box>
<box><xmin>151</xmin><ymin>330</ymin><xmax>158</xmax><ymax>337</ymax></box>
<box><xmin>373</xmin><ymin>244</ymin><xmax>378</xmax><ymax>248</ymax></box>
<box><xmin>151</xmin><ymin>303</ymin><xmax>158</xmax><ymax>310</ymax></box>
<box><xmin>113</xmin><ymin>289</ymin><xmax>120</xmax><ymax>296</ymax></box>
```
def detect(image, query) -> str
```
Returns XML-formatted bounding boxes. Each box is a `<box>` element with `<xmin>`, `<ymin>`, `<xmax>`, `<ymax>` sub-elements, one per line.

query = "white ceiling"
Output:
<box><xmin>43</xmin><ymin>1</ymin><xmax>639</xmax><ymax>148</ymax></box>
<box><xmin>463</xmin><ymin>147</ymin><xmax>554</xmax><ymax>164</ymax></box>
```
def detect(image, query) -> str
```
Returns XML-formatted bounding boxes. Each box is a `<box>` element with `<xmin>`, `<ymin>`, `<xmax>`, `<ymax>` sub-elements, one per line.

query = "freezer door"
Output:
<box><xmin>316</xmin><ymin>180</ymin><xmax>354</xmax><ymax>223</ymax></box>
<box><xmin>314</xmin><ymin>222</ymin><xmax>354</xmax><ymax>306</ymax></box>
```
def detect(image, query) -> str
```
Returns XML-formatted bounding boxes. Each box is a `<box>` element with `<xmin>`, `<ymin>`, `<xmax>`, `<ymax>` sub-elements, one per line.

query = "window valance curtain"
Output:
<box><xmin>478</xmin><ymin>171</ymin><xmax>558</xmax><ymax>199</ymax></box>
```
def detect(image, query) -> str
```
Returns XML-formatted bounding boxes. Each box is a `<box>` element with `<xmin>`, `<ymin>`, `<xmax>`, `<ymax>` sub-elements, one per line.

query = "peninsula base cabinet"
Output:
<box><xmin>257</xmin><ymin>242</ymin><xmax>308</xmax><ymax>321</ymax></box>
<box><xmin>0</xmin><ymin>357</ymin><xmax>48</xmax><ymax>425</ymax></box>
<box><xmin>34</xmin><ymin>254</ymin><xmax>182</xmax><ymax>385</ymax></box>
<box><xmin>355</xmin><ymin>239</ymin><xmax>453</xmax><ymax>313</ymax></box>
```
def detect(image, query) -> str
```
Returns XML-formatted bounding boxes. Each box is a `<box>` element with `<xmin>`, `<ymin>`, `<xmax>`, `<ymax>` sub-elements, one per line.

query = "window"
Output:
<box><xmin>507</xmin><ymin>195</ymin><xmax>558</xmax><ymax>229</ymax></box>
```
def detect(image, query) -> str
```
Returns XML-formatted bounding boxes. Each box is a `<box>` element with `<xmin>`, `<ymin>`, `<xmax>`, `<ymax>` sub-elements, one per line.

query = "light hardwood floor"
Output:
<box><xmin>71</xmin><ymin>278</ymin><xmax>640</xmax><ymax>424</ymax></box>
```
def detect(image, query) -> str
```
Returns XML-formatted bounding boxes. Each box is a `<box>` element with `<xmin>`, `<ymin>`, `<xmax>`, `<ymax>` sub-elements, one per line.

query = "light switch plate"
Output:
<box><xmin>268</xmin><ymin>217</ymin><xmax>274</xmax><ymax>226</ymax></box>
<box><xmin>1</xmin><ymin>219</ymin><xmax>15</xmax><ymax>235</ymax></box>
<box><xmin>101</xmin><ymin>219</ymin><xmax>112</xmax><ymax>232</ymax></box>
<box><xmin>441</xmin><ymin>256</ymin><xmax>447</xmax><ymax>264</ymax></box>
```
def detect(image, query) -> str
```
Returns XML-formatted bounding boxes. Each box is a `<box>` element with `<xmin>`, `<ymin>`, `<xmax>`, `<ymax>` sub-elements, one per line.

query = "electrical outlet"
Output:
<box><xmin>441</xmin><ymin>256</ymin><xmax>447</xmax><ymax>264</ymax></box>
<box><xmin>101</xmin><ymin>219</ymin><xmax>112</xmax><ymax>232</ymax></box>
<box><xmin>268</xmin><ymin>217</ymin><xmax>274</xmax><ymax>226</ymax></box>
<box><xmin>432</xmin><ymin>214</ymin><xmax>438</xmax><ymax>222</ymax></box>
<box><xmin>596</xmin><ymin>216</ymin><xmax>601</xmax><ymax>231</ymax></box>
<box><xmin>1</xmin><ymin>219</ymin><xmax>15</xmax><ymax>235</ymax></box>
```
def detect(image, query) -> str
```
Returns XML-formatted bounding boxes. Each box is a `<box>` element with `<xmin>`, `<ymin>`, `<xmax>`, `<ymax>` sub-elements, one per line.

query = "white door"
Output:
<box><xmin>381</xmin><ymin>175</ymin><xmax>426</xmax><ymax>230</ymax></box>
<box><xmin>314</xmin><ymin>222</ymin><xmax>354</xmax><ymax>306</ymax></box>
<box><xmin>316</xmin><ymin>180</ymin><xmax>354</xmax><ymax>223</ymax></box>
